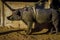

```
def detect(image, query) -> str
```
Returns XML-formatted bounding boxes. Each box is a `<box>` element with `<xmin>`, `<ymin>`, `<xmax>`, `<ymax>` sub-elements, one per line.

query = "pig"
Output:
<box><xmin>7</xmin><ymin>6</ymin><xmax>59</xmax><ymax>35</ymax></box>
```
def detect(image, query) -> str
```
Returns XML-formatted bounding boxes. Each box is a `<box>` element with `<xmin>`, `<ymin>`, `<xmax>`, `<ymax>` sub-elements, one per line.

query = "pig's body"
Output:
<box><xmin>7</xmin><ymin>7</ymin><xmax>59</xmax><ymax>35</ymax></box>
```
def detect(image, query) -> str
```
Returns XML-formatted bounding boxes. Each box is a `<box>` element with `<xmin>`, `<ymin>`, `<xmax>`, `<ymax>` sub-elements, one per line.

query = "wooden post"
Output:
<box><xmin>2</xmin><ymin>1</ymin><xmax>5</xmax><ymax>26</ymax></box>
<box><xmin>44</xmin><ymin>0</ymin><xmax>52</xmax><ymax>9</ymax></box>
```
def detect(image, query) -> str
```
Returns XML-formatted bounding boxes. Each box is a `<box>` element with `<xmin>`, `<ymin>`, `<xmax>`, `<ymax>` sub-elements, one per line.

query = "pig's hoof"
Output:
<box><xmin>25</xmin><ymin>30</ymin><xmax>31</xmax><ymax>35</ymax></box>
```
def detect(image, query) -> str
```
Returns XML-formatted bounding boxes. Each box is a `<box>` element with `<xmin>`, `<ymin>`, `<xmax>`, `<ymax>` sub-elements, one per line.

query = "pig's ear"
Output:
<box><xmin>12</xmin><ymin>9</ymin><xmax>18</xmax><ymax>14</ymax></box>
<box><xmin>19</xmin><ymin>8</ymin><xmax>23</xmax><ymax>13</ymax></box>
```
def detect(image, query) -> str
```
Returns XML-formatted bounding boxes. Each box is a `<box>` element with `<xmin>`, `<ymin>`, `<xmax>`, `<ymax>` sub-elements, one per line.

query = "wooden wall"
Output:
<box><xmin>0</xmin><ymin>0</ymin><xmax>52</xmax><ymax>31</ymax></box>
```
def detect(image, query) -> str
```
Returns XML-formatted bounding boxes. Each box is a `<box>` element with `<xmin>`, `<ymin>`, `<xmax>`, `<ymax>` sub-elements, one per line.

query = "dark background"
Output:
<box><xmin>3</xmin><ymin>0</ymin><xmax>39</xmax><ymax>2</ymax></box>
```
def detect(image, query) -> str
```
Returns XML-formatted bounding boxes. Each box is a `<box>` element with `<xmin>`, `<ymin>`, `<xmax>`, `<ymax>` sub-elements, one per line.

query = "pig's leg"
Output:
<box><xmin>26</xmin><ymin>22</ymin><xmax>33</xmax><ymax>35</ymax></box>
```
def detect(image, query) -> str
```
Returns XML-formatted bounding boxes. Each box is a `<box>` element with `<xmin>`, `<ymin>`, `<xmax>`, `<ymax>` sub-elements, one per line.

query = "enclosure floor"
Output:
<box><xmin>0</xmin><ymin>27</ymin><xmax>60</xmax><ymax>40</ymax></box>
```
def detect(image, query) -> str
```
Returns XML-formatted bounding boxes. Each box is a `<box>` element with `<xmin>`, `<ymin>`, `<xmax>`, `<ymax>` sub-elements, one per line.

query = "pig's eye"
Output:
<box><xmin>17</xmin><ymin>11</ymin><xmax>21</xmax><ymax>16</ymax></box>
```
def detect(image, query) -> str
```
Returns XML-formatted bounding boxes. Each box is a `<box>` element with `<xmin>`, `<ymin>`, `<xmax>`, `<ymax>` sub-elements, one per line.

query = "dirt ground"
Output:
<box><xmin>0</xmin><ymin>26</ymin><xmax>60</xmax><ymax>40</ymax></box>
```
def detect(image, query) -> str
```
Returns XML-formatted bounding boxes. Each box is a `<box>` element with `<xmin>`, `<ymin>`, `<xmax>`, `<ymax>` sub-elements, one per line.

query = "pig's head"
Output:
<box><xmin>7</xmin><ymin>9</ymin><xmax>22</xmax><ymax>21</ymax></box>
<box><xmin>7</xmin><ymin>6</ymin><xmax>33</xmax><ymax>21</ymax></box>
